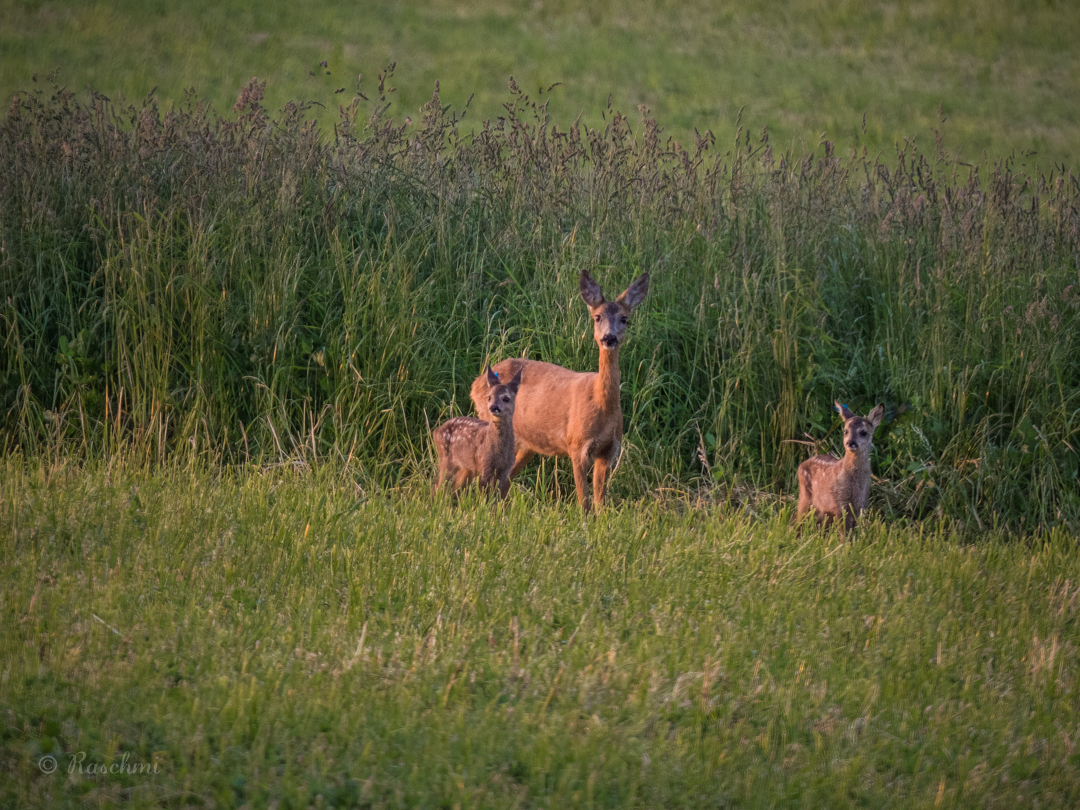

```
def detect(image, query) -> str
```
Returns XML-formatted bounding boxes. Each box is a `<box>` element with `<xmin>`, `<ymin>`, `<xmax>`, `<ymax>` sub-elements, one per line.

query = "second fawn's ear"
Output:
<box><xmin>579</xmin><ymin>269</ymin><xmax>606</xmax><ymax>308</ymax></box>
<box><xmin>616</xmin><ymin>272</ymin><xmax>650</xmax><ymax>310</ymax></box>
<box><xmin>867</xmin><ymin>404</ymin><xmax>885</xmax><ymax>429</ymax></box>
<box><xmin>508</xmin><ymin>368</ymin><xmax>523</xmax><ymax>393</ymax></box>
<box><xmin>836</xmin><ymin>401</ymin><xmax>855</xmax><ymax>421</ymax></box>
<box><xmin>486</xmin><ymin>365</ymin><xmax>499</xmax><ymax>387</ymax></box>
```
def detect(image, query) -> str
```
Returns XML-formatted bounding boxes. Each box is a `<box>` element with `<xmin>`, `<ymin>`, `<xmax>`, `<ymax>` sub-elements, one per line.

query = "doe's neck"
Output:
<box><xmin>596</xmin><ymin>345</ymin><xmax>622</xmax><ymax>411</ymax></box>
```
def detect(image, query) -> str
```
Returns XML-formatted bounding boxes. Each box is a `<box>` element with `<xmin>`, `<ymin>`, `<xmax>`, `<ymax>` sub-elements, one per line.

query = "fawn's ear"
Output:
<box><xmin>485</xmin><ymin>365</ymin><xmax>499</xmax><ymax>387</ymax></box>
<box><xmin>508</xmin><ymin>368</ymin><xmax>523</xmax><ymax>393</ymax></box>
<box><xmin>867</xmin><ymin>404</ymin><xmax>885</xmax><ymax>430</ymax></box>
<box><xmin>579</xmin><ymin>269</ymin><xmax>606</xmax><ymax>308</ymax></box>
<box><xmin>836</xmin><ymin>401</ymin><xmax>855</xmax><ymax>421</ymax></box>
<box><xmin>616</xmin><ymin>272</ymin><xmax>650</xmax><ymax>310</ymax></box>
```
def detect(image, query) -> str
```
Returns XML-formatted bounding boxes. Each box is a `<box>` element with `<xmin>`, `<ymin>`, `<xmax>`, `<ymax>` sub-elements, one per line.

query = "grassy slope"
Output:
<box><xmin>2</xmin><ymin>460</ymin><xmax>1079</xmax><ymax>808</ymax></box>
<box><xmin>2</xmin><ymin>0</ymin><xmax>1078</xmax><ymax>170</ymax></box>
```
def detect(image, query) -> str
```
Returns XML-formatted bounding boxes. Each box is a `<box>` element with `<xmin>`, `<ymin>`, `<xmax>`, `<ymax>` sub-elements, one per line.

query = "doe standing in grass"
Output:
<box><xmin>470</xmin><ymin>269</ymin><xmax>649</xmax><ymax>511</ymax></box>
<box><xmin>797</xmin><ymin>401</ymin><xmax>885</xmax><ymax>536</ymax></box>
<box><xmin>433</xmin><ymin>366</ymin><xmax>523</xmax><ymax>498</ymax></box>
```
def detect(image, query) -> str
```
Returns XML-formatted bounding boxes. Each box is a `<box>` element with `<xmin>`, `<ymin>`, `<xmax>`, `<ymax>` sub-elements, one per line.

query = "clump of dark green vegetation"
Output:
<box><xmin>3</xmin><ymin>69</ymin><xmax>1079</xmax><ymax>530</ymax></box>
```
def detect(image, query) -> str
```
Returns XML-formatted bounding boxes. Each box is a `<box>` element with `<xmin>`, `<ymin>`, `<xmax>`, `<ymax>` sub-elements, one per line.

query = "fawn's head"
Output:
<box><xmin>836</xmin><ymin>402</ymin><xmax>885</xmax><ymax>455</ymax></box>
<box><xmin>579</xmin><ymin>269</ymin><xmax>650</xmax><ymax>351</ymax></box>
<box><xmin>484</xmin><ymin>365</ymin><xmax>522</xmax><ymax>421</ymax></box>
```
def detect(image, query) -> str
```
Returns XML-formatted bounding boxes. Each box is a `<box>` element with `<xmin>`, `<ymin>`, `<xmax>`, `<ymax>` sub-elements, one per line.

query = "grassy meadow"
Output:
<box><xmin>2</xmin><ymin>0</ymin><xmax>1080</xmax><ymax>170</ymax></box>
<box><xmin>3</xmin><ymin>460</ymin><xmax>1080</xmax><ymax>808</ymax></box>
<box><xmin>3</xmin><ymin>0</ymin><xmax>1080</xmax><ymax>806</ymax></box>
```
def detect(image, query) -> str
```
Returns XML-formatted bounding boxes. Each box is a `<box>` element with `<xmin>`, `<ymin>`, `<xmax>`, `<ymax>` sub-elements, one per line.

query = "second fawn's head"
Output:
<box><xmin>484</xmin><ymin>365</ymin><xmax>522</xmax><ymax>421</ymax></box>
<box><xmin>836</xmin><ymin>402</ymin><xmax>885</xmax><ymax>456</ymax></box>
<box><xmin>579</xmin><ymin>269</ymin><xmax>650</xmax><ymax>352</ymax></box>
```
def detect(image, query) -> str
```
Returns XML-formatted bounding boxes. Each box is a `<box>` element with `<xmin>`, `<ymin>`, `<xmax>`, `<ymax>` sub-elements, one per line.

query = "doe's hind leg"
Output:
<box><xmin>508</xmin><ymin>448</ymin><xmax>536</xmax><ymax>479</ymax></box>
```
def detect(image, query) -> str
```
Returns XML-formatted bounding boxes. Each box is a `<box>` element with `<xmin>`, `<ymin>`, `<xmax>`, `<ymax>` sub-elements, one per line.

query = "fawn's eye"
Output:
<box><xmin>594</xmin><ymin>315</ymin><xmax>602</xmax><ymax>322</ymax></box>
<box><xmin>859</xmin><ymin>430</ymin><xmax>867</xmax><ymax>437</ymax></box>
<box><xmin>620</xmin><ymin>317</ymin><xmax>629</xmax><ymax>324</ymax></box>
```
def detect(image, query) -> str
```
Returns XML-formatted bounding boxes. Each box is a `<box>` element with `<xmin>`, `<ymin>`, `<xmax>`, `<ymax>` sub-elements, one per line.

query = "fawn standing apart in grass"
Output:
<box><xmin>470</xmin><ymin>269</ymin><xmax>649</xmax><ymax>511</ymax></box>
<box><xmin>797</xmin><ymin>402</ymin><xmax>885</xmax><ymax>535</ymax></box>
<box><xmin>433</xmin><ymin>366</ymin><xmax>523</xmax><ymax>498</ymax></box>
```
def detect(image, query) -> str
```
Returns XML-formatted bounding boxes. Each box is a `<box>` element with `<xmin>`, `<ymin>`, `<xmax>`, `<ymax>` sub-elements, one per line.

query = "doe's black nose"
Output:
<box><xmin>601</xmin><ymin>334</ymin><xmax>619</xmax><ymax>348</ymax></box>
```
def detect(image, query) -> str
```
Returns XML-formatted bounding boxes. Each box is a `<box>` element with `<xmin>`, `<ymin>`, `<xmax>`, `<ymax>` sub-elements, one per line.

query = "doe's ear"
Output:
<box><xmin>835</xmin><ymin>401</ymin><xmax>855</xmax><ymax>421</ymax></box>
<box><xmin>508</xmin><ymin>368</ymin><xmax>523</xmax><ymax>393</ymax></box>
<box><xmin>867</xmin><ymin>404</ymin><xmax>885</xmax><ymax>430</ymax></box>
<box><xmin>579</xmin><ymin>269</ymin><xmax>606</xmax><ymax>309</ymax></box>
<box><xmin>616</xmin><ymin>272</ymin><xmax>650</xmax><ymax>310</ymax></box>
<box><xmin>485</xmin><ymin>364</ymin><xmax>499</xmax><ymax>387</ymax></box>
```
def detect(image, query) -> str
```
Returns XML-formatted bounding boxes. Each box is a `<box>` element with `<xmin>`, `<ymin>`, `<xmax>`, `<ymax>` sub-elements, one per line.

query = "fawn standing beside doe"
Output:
<box><xmin>797</xmin><ymin>402</ymin><xmax>885</xmax><ymax>535</ymax></box>
<box><xmin>470</xmin><ymin>269</ymin><xmax>649</xmax><ymax>511</ymax></box>
<box><xmin>433</xmin><ymin>366</ymin><xmax>523</xmax><ymax>498</ymax></box>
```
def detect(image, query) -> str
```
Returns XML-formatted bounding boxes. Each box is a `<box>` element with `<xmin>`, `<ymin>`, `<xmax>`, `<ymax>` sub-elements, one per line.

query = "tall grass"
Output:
<box><xmin>2</xmin><ymin>72</ymin><xmax>1079</xmax><ymax>529</ymax></box>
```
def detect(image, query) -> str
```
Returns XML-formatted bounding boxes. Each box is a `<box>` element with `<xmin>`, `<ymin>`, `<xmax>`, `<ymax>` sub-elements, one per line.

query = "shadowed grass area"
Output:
<box><xmin>2</xmin><ymin>460</ymin><xmax>1079</xmax><ymax>807</ymax></box>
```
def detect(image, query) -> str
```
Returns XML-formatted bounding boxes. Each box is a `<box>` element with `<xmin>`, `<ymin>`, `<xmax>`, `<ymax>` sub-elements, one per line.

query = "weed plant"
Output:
<box><xmin>2</xmin><ymin>460</ymin><xmax>1079</xmax><ymax>807</ymax></box>
<box><xmin>2</xmin><ymin>71</ymin><xmax>1080</xmax><ymax>531</ymax></box>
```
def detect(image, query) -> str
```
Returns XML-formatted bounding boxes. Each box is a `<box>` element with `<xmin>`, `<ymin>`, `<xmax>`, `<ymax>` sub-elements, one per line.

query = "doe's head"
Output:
<box><xmin>485</xmin><ymin>365</ymin><xmax>522</xmax><ymax>420</ymax></box>
<box><xmin>579</xmin><ymin>269</ymin><xmax>649</xmax><ymax>351</ymax></box>
<box><xmin>836</xmin><ymin>402</ymin><xmax>885</xmax><ymax>454</ymax></box>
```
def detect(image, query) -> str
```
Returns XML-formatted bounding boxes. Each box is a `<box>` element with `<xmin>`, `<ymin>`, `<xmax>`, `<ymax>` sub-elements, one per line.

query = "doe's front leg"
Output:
<box><xmin>570</xmin><ymin>452</ymin><xmax>592</xmax><ymax>512</ymax></box>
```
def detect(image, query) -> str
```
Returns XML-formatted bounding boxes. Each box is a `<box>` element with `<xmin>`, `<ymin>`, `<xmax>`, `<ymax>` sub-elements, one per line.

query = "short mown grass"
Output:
<box><xmin>2</xmin><ymin>459</ymin><xmax>1079</xmax><ymax>808</ymax></box>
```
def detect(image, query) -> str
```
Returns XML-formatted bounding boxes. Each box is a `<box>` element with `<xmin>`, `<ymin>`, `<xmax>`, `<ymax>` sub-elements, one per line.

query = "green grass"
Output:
<box><xmin>2</xmin><ymin>459</ymin><xmax>1079</xmax><ymax>807</ymax></box>
<box><xmin>4</xmin><ymin>3</ymin><xmax>1080</xmax><ymax>807</ymax></box>
<box><xmin>2</xmin><ymin>0</ymin><xmax>1079</xmax><ymax>171</ymax></box>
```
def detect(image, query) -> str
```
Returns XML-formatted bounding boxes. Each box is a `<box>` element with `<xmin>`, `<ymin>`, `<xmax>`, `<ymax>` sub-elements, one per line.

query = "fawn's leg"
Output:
<box><xmin>842</xmin><ymin>506</ymin><xmax>858</xmax><ymax>537</ymax></box>
<box><xmin>434</xmin><ymin>460</ymin><xmax>451</xmax><ymax>494</ymax></box>
<box><xmin>796</xmin><ymin>466</ymin><xmax>812</xmax><ymax>518</ymax></box>
<box><xmin>452</xmin><ymin>469</ymin><xmax>473</xmax><ymax>493</ymax></box>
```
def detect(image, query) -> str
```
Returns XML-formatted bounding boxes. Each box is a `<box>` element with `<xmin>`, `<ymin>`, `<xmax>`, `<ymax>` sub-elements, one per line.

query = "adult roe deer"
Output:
<box><xmin>433</xmin><ymin>365</ymin><xmax>523</xmax><ymax>498</ymax></box>
<box><xmin>470</xmin><ymin>269</ymin><xmax>649</xmax><ymax>511</ymax></box>
<box><xmin>796</xmin><ymin>401</ymin><xmax>885</xmax><ymax>536</ymax></box>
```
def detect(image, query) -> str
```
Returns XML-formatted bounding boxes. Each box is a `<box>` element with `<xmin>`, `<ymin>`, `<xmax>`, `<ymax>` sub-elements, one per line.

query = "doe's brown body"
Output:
<box><xmin>797</xmin><ymin>402</ymin><xmax>884</xmax><ymax>535</ymax></box>
<box><xmin>471</xmin><ymin>269</ymin><xmax>649</xmax><ymax>511</ymax></box>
